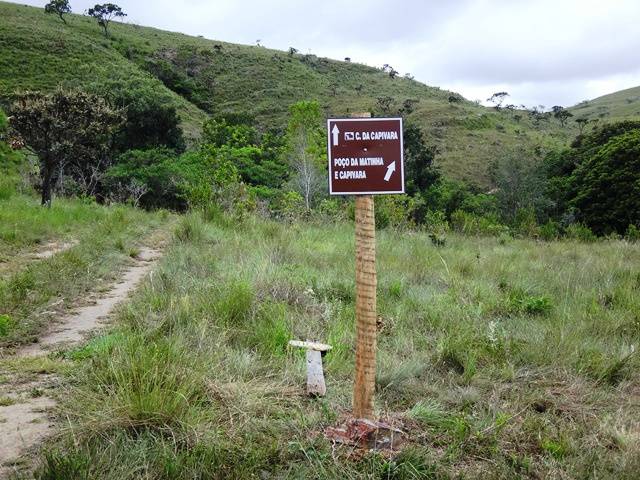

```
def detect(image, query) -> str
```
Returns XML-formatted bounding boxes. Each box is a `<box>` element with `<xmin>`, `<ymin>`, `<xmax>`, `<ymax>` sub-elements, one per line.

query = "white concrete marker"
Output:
<box><xmin>289</xmin><ymin>340</ymin><xmax>332</xmax><ymax>396</ymax></box>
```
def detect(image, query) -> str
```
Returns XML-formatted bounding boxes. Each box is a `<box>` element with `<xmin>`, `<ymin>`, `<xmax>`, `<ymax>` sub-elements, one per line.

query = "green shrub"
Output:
<box><xmin>277</xmin><ymin>190</ymin><xmax>305</xmax><ymax>222</ymax></box>
<box><xmin>625</xmin><ymin>224</ymin><xmax>640</xmax><ymax>242</ymax></box>
<box><xmin>91</xmin><ymin>79</ymin><xmax>185</xmax><ymax>153</ymax></box>
<box><xmin>375</xmin><ymin>195</ymin><xmax>415</xmax><ymax>229</ymax></box>
<box><xmin>316</xmin><ymin>198</ymin><xmax>346</xmax><ymax>221</ymax></box>
<box><xmin>0</xmin><ymin>314</ymin><xmax>15</xmax><ymax>337</ymax></box>
<box><xmin>565</xmin><ymin>223</ymin><xmax>597</xmax><ymax>242</ymax></box>
<box><xmin>539</xmin><ymin>220</ymin><xmax>560</xmax><ymax>241</ymax></box>
<box><xmin>514</xmin><ymin>207</ymin><xmax>540</xmax><ymax>237</ymax></box>
<box><xmin>105</xmin><ymin>148</ymin><xmax>182</xmax><ymax>209</ymax></box>
<box><xmin>506</xmin><ymin>288</ymin><xmax>553</xmax><ymax>316</ymax></box>
<box><xmin>450</xmin><ymin>210</ymin><xmax>509</xmax><ymax>236</ymax></box>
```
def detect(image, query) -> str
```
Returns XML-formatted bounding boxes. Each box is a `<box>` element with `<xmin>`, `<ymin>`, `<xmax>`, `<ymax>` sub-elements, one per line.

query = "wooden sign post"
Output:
<box><xmin>327</xmin><ymin>114</ymin><xmax>404</xmax><ymax>419</ymax></box>
<box><xmin>353</xmin><ymin>194</ymin><xmax>377</xmax><ymax>418</ymax></box>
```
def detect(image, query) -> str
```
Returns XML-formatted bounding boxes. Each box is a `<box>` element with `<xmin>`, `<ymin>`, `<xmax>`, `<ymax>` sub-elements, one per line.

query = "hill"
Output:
<box><xmin>0</xmin><ymin>2</ymin><xmax>573</xmax><ymax>188</ymax></box>
<box><xmin>570</xmin><ymin>86</ymin><xmax>640</xmax><ymax>123</ymax></box>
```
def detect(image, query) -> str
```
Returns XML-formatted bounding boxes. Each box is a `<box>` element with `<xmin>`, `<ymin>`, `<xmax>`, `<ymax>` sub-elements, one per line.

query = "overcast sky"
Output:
<box><xmin>10</xmin><ymin>0</ymin><xmax>640</xmax><ymax>107</ymax></box>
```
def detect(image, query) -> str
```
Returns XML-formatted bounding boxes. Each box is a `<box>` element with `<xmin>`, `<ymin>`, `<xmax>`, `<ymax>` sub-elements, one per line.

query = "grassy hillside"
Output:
<box><xmin>571</xmin><ymin>86</ymin><xmax>640</xmax><ymax>123</ymax></box>
<box><xmin>26</xmin><ymin>211</ymin><xmax>640</xmax><ymax>479</ymax></box>
<box><xmin>0</xmin><ymin>1</ymin><xmax>570</xmax><ymax>187</ymax></box>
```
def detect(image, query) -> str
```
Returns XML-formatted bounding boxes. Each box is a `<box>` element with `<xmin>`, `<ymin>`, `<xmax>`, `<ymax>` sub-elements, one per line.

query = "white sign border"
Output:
<box><xmin>327</xmin><ymin>117</ymin><xmax>405</xmax><ymax>196</ymax></box>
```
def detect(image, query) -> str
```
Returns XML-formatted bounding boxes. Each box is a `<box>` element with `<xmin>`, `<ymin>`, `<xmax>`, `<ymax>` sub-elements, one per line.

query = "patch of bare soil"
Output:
<box><xmin>31</xmin><ymin>240</ymin><xmax>79</xmax><ymax>260</ymax></box>
<box><xmin>0</xmin><ymin>245</ymin><xmax>163</xmax><ymax>476</ymax></box>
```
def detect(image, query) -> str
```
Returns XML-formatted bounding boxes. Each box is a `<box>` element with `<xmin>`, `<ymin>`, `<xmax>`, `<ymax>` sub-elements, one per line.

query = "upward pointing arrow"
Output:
<box><xmin>332</xmin><ymin>124</ymin><xmax>340</xmax><ymax>146</ymax></box>
<box><xmin>384</xmin><ymin>161</ymin><xmax>396</xmax><ymax>182</ymax></box>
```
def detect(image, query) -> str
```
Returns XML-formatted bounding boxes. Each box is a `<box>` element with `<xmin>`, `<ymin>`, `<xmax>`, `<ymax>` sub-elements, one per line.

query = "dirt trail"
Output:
<box><xmin>0</xmin><ymin>245</ymin><xmax>163</xmax><ymax>477</ymax></box>
<box><xmin>32</xmin><ymin>240</ymin><xmax>79</xmax><ymax>260</ymax></box>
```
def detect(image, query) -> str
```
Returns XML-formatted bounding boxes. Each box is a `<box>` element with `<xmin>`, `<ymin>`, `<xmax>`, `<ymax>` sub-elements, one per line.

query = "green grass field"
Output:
<box><xmin>27</xmin><ymin>211</ymin><xmax>640</xmax><ymax>479</ymax></box>
<box><xmin>0</xmin><ymin>1</ymin><xmax>573</xmax><ymax>187</ymax></box>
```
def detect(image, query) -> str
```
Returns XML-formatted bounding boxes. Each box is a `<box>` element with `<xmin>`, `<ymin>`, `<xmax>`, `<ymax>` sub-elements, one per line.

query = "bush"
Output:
<box><xmin>450</xmin><ymin>210</ymin><xmax>509</xmax><ymax>236</ymax></box>
<box><xmin>0</xmin><ymin>314</ymin><xmax>15</xmax><ymax>337</ymax></box>
<box><xmin>539</xmin><ymin>220</ymin><xmax>560</xmax><ymax>241</ymax></box>
<box><xmin>277</xmin><ymin>190</ymin><xmax>305</xmax><ymax>222</ymax></box>
<box><xmin>105</xmin><ymin>148</ymin><xmax>181</xmax><ymax>209</ymax></box>
<box><xmin>315</xmin><ymin>198</ymin><xmax>346</xmax><ymax>221</ymax></box>
<box><xmin>625</xmin><ymin>224</ymin><xmax>640</xmax><ymax>242</ymax></box>
<box><xmin>565</xmin><ymin>223</ymin><xmax>597</xmax><ymax>242</ymax></box>
<box><xmin>91</xmin><ymin>79</ymin><xmax>185</xmax><ymax>153</ymax></box>
<box><xmin>375</xmin><ymin>195</ymin><xmax>415</xmax><ymax>229</ymax></box>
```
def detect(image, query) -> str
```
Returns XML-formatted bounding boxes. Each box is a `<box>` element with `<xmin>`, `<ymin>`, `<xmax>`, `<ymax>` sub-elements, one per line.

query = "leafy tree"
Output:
<box><xmin>487</xmin><ymin>92</ymin><xmax>509</xmax><ymax>110</ymax></box>
<box><xmin>91</xmin><ymin>80</ymin><xmax>185</xmax><ymax>153</ymax></box>
<box><xmin>9</xmin><ymin>89</ymin><xmax>123</xmax><ymax>206</ymax></box>
<box><xmin>202</xmin><ymin>118</ymin><xmax>257</xmax><ymax>148</ymax></box>
<box><xmin>551</xmin><ymin>106</ymin><xmax>573</xmax><ymax>127</ymax></box>
<box><xmin>575</xmin><ymin>117</ymin><xmax>589</xmax><ymax>135</ymax></box>
<box><xmin>528</xmin><ymin>105</ymin><xmax>551</xmax><ymax>126</ymax></box>
<box><xmin>87</xmin><ymin>3</ymin><xmax>126</xmax><ymax>38</ymax></box>
<box><xmin>284</xmin><ymin>101</ymin><xmax>325</xmax><ymax>211</ymax></box>
<box><xmin>545</xmin><ymin>121</ymin><xmax>640</xmax><ymax>234</ymax></box>
<box><xmin>403</xmin><ymin>124</ymin><xmax>440</xmax><ymax>195</ymax></box>
<box><xmin>105</xmin><ymin>148</ymin><xmax>181</xmax><ymax>209</ymax></box>
<box><xmin>490</xmin><ymin>148</ymin><xmax>550</xmax><ymax>224</ymax></box>
<box><xmin>569</xmin><ymin>129</ymin><xmax>640</xmax><ymax>234</ymax></box>
<box><xmin>200</xmin><ymin>118</ymin><xmax>287</xmax><ymax>189</ymax></box>
<box><xmin>44</xmin><ymin>0</ymin><xmax>72</xmax><ymax>24</ymax></box>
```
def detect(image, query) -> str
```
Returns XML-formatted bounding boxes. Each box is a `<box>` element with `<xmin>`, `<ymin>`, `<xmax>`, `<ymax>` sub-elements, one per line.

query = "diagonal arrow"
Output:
<box><xmin>384</xmin><ymin>161</ymin><xmax>396</xmax><ymax>182</ymax></box>
<box><xmin>332</xmin><ymin>124</ymin><xmax>340</xmax><ymax>146</ymax></box>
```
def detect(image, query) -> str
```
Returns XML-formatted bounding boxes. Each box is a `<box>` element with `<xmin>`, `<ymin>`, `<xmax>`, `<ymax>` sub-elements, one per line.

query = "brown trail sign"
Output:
<box><xmin>327</xmin><ymin>117</ymin><xmax>404</xmax><ymax>195</ymax></box>
<box><xmin>327</xmin><ymin>116</ymin><xmax>404</xmax><ymax>420</ymax></box>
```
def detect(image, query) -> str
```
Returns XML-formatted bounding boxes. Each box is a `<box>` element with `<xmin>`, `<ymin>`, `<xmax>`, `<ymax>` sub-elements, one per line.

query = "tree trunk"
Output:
<box><xmin>41</xmin><ymin>163</ymin><xmax>54</xmax><ymax>207</ymax></box>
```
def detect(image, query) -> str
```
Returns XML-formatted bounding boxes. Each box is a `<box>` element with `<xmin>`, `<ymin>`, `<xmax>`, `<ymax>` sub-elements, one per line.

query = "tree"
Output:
<box><xmin>545</xmin><ymin>121</ymin><xmax>640</xmax><ymax>234</ymax></box>
<box><xmin>403</xmin><ymin>124</ymin><xmax>440</xmax><ymax>195</ymax></box>
<box><xmin>92</xmin><ymin>79</ymin><xmax>185</xmax><ymax>153</ymax></box>
<box><xmin>551</xmin><ymin>106</ymin><xmax>573</xmax><ymax>127</ymax></box>
<box><xmin>9</xmin><ymin>89</ymin><xmax>123</xmax><ymax>206</ymax></box>
<box><xmin>284</xmin><ymin>101</ymin><xmax>325</xmax><ymax>211</ymax></box>
<box><xmin>87</xmin><ymin>3</ymin><xmax>126</xmax><ymax>38</ymax></box>
<box><xmin>575</xmin><ymin>117</ymin><xmax>589</xmax><ymax>135</ymax></box>
<box><xmin>490</xmin><ymin>148</ymin><xmax>550</xmax><ymax>224</ymax></box>
<box><xmin>44</xmin><ymin>0</ymin><xmax>72</xmax><ymax>24</ymax></box>
<box><xmin>487</xmin><ymin>92</ymin><xmax>509</xmax><ymax>110</ymax></box>
<box><xmin>570</xmin><ymin>129</ymin><xmax>640</xmax><ymax>234</ymax></box>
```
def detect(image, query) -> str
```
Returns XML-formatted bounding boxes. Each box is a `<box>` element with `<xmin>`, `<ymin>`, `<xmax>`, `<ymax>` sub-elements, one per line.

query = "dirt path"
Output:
<box><xmin>0</xmin><ymin>245</ymin><xmax>163</xmax><ymax>477</ymax></box>
<box><xmin>31</xmin><ymin>240</ymin><xmax>79</xmax><ymax>260</ymax></box>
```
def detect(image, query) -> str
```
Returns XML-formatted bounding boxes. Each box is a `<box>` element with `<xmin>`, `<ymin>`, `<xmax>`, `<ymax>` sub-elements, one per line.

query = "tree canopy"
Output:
<box><xmin>9</xmin><ymin>89</ymin><xmax>123</xmax><ymax>206</ymax></box>
<box><xmin>44</xmin><ymin>0</ymin><xmax>71</xmax><ymax>24</ymax></box>
<box><xmin>87</xmin><ymin>3</ymin><xmax>125</xmax><ymax>37</ymax></box>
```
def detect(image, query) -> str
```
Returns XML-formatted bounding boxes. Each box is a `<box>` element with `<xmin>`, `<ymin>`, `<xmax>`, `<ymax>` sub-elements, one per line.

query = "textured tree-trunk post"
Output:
<box><xmin>350</xmin><ymin>112</ymin><xmax>377</xmax><ymax>419</ymax></box>
<box><xmin>353</xmin><ymin>195</ymin><xmax>377</xmax><ymax>419</ymax></box>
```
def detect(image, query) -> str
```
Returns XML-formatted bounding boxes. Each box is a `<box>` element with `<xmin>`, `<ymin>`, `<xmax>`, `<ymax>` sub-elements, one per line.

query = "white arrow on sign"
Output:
<box><xmin>384</xmin><ymin>161</ymin><xmax>396</xmax><ymax>182</ymax></box>
<box><xmin>332</xmin><ymin>124</ymin><xmax>340</xmax><ymax>146</ymax></box>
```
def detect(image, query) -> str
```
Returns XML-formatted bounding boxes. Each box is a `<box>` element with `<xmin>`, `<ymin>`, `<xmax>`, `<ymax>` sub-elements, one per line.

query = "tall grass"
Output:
<box><xmin>36</xmin><ymin>213</ymin><xmax>640</xmax><ymax>479</ymax></box>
